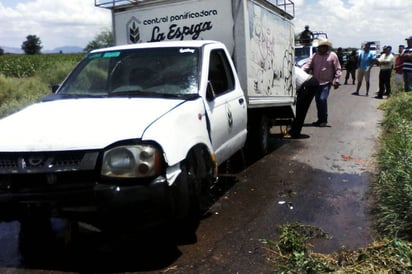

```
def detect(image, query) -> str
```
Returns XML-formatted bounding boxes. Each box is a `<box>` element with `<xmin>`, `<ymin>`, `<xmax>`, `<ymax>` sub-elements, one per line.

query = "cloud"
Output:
<box><xmin>0</xmin><ymin>0</ymin><xmax>111</xmax><ymax>50</ymax></box>
<box><xmin>294</xmin><ymin>0</ymin><xmax>411</xmax><ymax>50</ymax></box>
<box><xmin>1</xmin><ymin>0</ymin><xmax>411</xmax><ymax>52</ymax></box>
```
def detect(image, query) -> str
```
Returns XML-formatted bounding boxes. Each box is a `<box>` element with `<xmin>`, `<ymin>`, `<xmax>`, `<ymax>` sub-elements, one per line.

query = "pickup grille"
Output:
<box><xmin>0</xmin><ymin>151</ymin><xmax>99</xmax><ymax>174</ymax></box>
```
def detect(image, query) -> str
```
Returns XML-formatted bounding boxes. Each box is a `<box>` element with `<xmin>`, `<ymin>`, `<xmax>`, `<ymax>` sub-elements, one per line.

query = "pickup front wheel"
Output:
<box><xmin>173</xmin><ymin>146</ymin><xmax>215</xmax><ymax>242</ymax></box>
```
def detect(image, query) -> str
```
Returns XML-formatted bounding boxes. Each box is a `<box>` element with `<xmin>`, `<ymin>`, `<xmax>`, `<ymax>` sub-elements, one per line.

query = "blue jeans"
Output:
<box><xmin>315</xmin><ymin>84</ymin><xmax>331</xmax><ymax>123</ymax></box>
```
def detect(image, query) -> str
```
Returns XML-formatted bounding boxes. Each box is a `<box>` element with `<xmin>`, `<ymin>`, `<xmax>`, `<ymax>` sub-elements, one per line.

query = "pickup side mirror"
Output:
<box><xmin>206</xmin><ymin>81</ymin><xmax>216</xmax><ymax>101</ymax></box>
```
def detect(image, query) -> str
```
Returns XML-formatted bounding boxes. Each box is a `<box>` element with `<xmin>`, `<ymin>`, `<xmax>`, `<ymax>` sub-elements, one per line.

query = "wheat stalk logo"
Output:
<box><xmin>127</xmin><ymin>16</ymin><xmax>141</xmax><ymax>44</ymax></box>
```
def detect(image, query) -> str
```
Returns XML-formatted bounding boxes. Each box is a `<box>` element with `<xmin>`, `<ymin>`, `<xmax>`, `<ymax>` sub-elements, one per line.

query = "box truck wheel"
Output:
<box><xmin>247</xmin><ymin>114</ymin><xmax>270</xmax><ymax>158</ymax></box>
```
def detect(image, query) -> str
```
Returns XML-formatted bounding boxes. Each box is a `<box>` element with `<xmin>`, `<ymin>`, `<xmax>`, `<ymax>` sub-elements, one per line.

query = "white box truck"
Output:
<box><xmin>101</xmin><ymin>0</ymin><xmax>296</xmax><ymax>155</ymax></box>
<box><xmin>0</xmin><ymin>0</ymin><xmax>295</xmax><ymax>242</ymax></box>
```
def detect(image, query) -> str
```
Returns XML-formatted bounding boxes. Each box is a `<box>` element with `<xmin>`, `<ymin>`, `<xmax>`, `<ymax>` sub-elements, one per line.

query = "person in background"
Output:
<box><xmin>337</xmin><ymin>47</ymin><xmax>344</xmax><ymax>66</ymax></box>
<box><xmin>394</xmin><ymin>45</ymin><xmax>405</xmax><ymax>87</ymax></box>
<box><xmin>401</xmin><ymin>36</ymin><xmax>412</xmax><ymax>92</ymax></box>
<box><xmin>283</xmin><ymin>66</ymin><xmax>319</xmax><ymax>139</ymax></box>
<box><xmin>302</xmin><ymin>38</ymin><xmax>341</xmax><ymax>127</ymax></box>
<box><xmin>300</xmin><ymin>25</ymin><xmax>314</xmax><ymax>45</ymax></box>
<box><xmin>375</xmin><ymin>46</ymin><xmax>395</xmax><ymax>99</ymax></box>
<box><xmin>353</xmin><ymin>43</ymin><xmax>375</xmax><ymax>96</ymax></box>
<box><xmin>344</xmin><ymin>49</ymin><xmax>359</xmax><ymax>85</ymax></box>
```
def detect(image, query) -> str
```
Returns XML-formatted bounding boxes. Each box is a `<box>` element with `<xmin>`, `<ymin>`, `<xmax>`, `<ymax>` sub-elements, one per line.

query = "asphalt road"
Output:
<box><xmin>0</xmin><ymin>67</ymin><xmax>384</xmax><ymax>273</ymax></box>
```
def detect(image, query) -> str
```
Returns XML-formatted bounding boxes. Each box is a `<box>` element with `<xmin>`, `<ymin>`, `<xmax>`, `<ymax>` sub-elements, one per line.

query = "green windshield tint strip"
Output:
<box><xmin>88</xmin><ymin>53</ymin><xmax>102</xmax><ymax>59</ymax></box>
<box><xmin>103</xmin><ymin>52</ymin><xmax>121</xmax><ymax>58</ymax></box>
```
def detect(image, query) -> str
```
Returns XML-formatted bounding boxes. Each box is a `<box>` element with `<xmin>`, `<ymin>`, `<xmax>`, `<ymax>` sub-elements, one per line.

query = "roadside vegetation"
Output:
<box><xmin>1</xmin><ymin>54</ymin><xmax>411</xmax><ymax>272</ymax></box>
<box><xmin>262</xmin><ymin>223</ymin><xmax>412</xmax><ymax>273</ymax></box>
<box><xmin>374</xmin><ymin>91</ymin><xmax>412</xmax><ymax>240</ymax></box>
<box><xmin>262</xmin><ymin>83</ymin><xmax>412</xmax><ymax>272</ymax></box>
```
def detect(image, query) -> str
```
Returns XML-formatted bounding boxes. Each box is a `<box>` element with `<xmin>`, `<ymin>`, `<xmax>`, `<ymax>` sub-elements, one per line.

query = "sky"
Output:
<box><xmin>0</xmin><ymin>0</ymin><xmax>411</xmax><ymax>52</ymax></box>
<box><xmin>0</xmin><ymin>0</ymin><xmax>111</xmax><ymax>51</ymax></box>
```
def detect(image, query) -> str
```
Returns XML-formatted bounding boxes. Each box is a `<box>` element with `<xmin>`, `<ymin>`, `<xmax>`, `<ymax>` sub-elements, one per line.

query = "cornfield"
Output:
<box><xmin>0</xmin><ymin>53</ymin><xmax>84</xmax><ymax>78</ymax></box>
<box><xmin>0</xmin><ymin>53</ymin><xmax>84</xmax><ymax>117</ymax></box>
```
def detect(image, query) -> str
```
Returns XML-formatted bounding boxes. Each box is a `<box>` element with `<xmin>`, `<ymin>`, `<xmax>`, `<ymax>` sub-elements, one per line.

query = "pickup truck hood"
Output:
<box><xmin>0</xmin><ymin>98</ymin><xmax>184</xmax><ymax>152</ymax></box>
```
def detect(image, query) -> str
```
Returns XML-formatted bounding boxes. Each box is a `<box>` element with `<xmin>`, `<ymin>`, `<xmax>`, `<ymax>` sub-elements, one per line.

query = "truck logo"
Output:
<box><xmin>28</xmin><ymin>157</ymin><xmax>44</xmax><ymax>167</ymax></box>
<box><xmin>226</xmin><ymin>105</ymin><xmax>233</xmax><ymax>133</ymax></box>
<box><xmin>20</xmin><ymin>155</ymin><xmax>45</xmax><ymax>169</ymax></box>
<box><xmin>19</xmin><ymin>155</ymin><xmax>55</xmax><ymax>170</ymax></box>
<box><xmin>127</xmin><ymin>16</ymin><xmax>141</xmax><ymax>44</ymax></box>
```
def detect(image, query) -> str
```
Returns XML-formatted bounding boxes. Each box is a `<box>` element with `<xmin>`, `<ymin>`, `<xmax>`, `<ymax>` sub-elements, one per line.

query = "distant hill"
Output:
<box><xmin>0</xmin><ymin>45</ymin><xmax>83</xmax><ymax>54</ymax></box>
<box><xmin>0</xmin><ymin>46</ymin><xmax>23</xmax><ymax>54</ymax></box>
<box><xmin>46</xmin><ymin>46</ymin><xmax>84</xmax><ymax>54</ymax></box>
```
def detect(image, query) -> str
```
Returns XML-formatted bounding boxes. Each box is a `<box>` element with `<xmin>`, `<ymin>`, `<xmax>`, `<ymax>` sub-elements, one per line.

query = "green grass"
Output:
<box><xmin>0</xmin><ymin>75</ymin><xmax>49</xmax><ymax>117</ymax></box>
<box><xmin>373</xmin><ymin>92</ymin><xmax>412</xmax><ymax>240</ymax></box>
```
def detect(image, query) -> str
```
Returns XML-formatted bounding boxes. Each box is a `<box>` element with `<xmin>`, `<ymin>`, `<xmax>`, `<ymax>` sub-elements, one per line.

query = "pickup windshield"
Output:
<box><xmin>58</xmin><ymin>47</ymin><xmax>199</xmax><ymax>98</ymax></box>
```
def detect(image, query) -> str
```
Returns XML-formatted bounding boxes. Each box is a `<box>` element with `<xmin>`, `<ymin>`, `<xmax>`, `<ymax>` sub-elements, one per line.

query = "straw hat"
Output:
<box><xmin>317</xmin><ymin>38</ymin><xmax>332</xmax><ymax>47</ymax></box>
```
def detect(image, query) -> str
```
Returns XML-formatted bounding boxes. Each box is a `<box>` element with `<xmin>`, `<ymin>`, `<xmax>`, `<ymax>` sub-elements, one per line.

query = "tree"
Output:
<box><xmin>0</xmin><ymin>47</ymin><xmax>4</xmax><ymax>55</ymax></box>
<box><xmin>21</xmin><ymin>35</ymin><xmax>42</xmax><ymax>55</ymax></box>
<box><xmin>84</xmin><ymin>29</ymin><xmax>114</xmax><ymax>52</ymax></box>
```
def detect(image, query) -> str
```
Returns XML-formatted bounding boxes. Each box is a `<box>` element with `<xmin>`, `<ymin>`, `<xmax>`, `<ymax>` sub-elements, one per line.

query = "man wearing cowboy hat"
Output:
<box><xmin>401</xmin><ymin>36</ymin><xmax>412</xmax><ymax>91</ymax></box>
<box><xmin>302</xmin><ymin>38</ymin><xmax>342</xmax><ymax>127</ymax></box>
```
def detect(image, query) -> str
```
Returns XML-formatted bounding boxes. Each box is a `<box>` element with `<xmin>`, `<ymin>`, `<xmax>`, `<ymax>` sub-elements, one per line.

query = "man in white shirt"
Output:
<box><xmin>376</xmin><ymin>45</ymin><xmax>395</xmax><ymax>99</ymax></box>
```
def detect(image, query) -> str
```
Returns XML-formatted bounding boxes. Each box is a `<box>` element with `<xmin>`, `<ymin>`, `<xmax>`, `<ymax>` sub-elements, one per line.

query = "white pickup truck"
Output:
<box><xmin>0</xmin><ymin>0</ymin><xmax>295</xmax><ymax>240</ymax></box>
<box><xmin>362</xmin><ymin>41</ymin><xmax>381</xmax><ymax>58</ymax></box>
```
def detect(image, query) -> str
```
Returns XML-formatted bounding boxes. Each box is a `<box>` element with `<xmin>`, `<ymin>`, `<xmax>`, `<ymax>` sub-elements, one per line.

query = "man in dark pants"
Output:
<box><xmin>401</xmin><ymin>36</ymin><xmax>412</xmax><ymax>92</ymax></box>
<box><xmin>284</xmin><ymin>66</ymin><xmax>320</xmax><ymax>139</ymax></box>
<box><xmin>375</xmin><ymin>45</ymin><xmax>394</xmax><ymax>99</ymax></box>
<box><xmin>344</xmin><ymin>49</ymin><xmax>359</xmax><ymax>85</ymax></box>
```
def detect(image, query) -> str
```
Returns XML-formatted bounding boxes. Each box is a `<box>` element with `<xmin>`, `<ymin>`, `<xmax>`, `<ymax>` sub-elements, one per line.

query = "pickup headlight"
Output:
<box><xmin>101</xmin><ymin>144</ymin><xmax>161</xmax><ymax>178</ymax></box>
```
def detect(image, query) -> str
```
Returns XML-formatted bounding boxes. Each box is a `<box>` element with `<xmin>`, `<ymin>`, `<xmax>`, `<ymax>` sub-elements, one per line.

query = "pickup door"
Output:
<box><xmin>203</xmin><ymin>47</ymin><xmax>248</xmax><ymax>165</ymax></box>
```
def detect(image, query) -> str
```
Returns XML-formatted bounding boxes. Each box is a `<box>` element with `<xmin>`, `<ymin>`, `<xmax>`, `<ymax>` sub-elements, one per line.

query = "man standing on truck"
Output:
<box><xmin>300</xmin><ymin>25</ymin><xmax>314</xmax><ymax>45</ymax></box>
<box><xmin>302</xmin><ymin>38</ymin><xmax>341</xmax><ymax>127</ymax></box>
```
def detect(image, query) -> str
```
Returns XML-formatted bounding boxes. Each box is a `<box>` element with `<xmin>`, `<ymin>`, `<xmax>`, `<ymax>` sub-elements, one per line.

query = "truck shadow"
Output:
<box><xmin>19</xmin><ymin>225</ymin><xmax>182</xmax><ymax>273</ymax></box>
